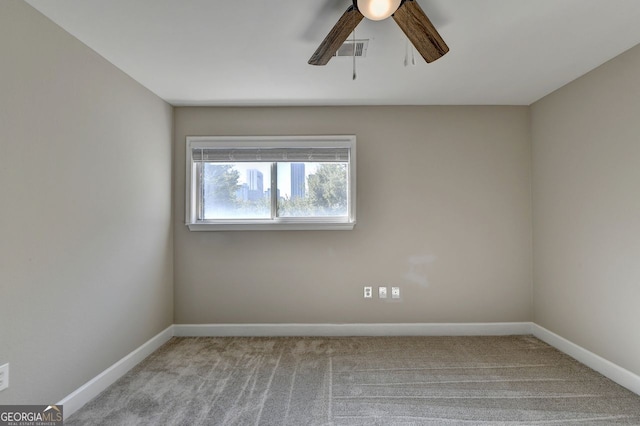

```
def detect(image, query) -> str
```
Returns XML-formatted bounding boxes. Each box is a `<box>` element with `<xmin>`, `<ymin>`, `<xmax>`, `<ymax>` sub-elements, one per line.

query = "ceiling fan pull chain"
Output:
<box><xmin>411</xmin><ymin>42</ymin><xmax>416</xmax><ymax>66</ymax></box>
<box><xmin>404</xmin><ymin>38</ymin><xmax>409</xmax><ymax>67</ymax></box>
<box><xmin>352</xmin><ymin>25</ymin><xmax>357</xmax><ymax>80</ymax></box>
<box><xmin>404</xmin><ymin>37</ymin><xmax>416</xmax><ymax>66</ymax></box>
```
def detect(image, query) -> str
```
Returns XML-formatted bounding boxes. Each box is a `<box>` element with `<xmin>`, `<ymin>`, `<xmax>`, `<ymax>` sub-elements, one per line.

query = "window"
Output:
<box><xmin>186</xmin><ymin>136</ymin><xmax>356</xmax><ymax>231</ymax></box>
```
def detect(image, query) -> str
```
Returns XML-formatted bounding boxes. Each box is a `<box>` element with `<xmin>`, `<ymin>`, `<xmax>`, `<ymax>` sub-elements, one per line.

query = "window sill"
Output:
<box><xmin>186</xmin><ymin>221</ymin><xmax>355</xmax><ymax>232</ymax></box>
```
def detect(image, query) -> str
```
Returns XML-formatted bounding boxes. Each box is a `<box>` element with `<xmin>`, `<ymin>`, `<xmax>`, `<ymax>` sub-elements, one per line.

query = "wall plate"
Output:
<box><xmin>391</xmin><ymin>287</ymin><xmax>400</xmax><ymax>299</ymax></box>
<box><xmin>0</xmin><ymin>363</ymin><xmax>8</xmax><ymax>391</ymax></box>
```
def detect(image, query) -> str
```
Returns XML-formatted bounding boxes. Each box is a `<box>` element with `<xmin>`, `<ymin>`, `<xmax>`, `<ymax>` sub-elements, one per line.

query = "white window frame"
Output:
<box><xmin>185</xmin><ymin>135</ymin><xmax>356</xmax><ymax>231</ymax></box>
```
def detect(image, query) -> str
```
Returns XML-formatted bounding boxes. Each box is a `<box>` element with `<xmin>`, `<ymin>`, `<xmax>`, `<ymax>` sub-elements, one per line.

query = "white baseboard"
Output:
<box><xmin>173</xmin><ymin>322</ymin><xmax>532</xmax><ymax>337</ymax></box>
<box><xmin>532</xmin><ymin>324</ymin><xmax>640</xmax><ymax>396</ymax></box>
<box><xmin>58</xmin><ymin>321</ymin><xmax>640</xmax><ymax>420</ymax></box>
<box><xmin>57</xmin><ymin>325</ymin><xmax>174</xmax><ymax>420</ymax></box>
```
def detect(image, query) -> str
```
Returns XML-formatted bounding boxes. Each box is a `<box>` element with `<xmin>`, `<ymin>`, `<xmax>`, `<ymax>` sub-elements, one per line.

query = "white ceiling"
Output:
<box><xmin>25</xmin><ymin>0</ymin><xmax>640</xmax><ymax>106</ymax></box>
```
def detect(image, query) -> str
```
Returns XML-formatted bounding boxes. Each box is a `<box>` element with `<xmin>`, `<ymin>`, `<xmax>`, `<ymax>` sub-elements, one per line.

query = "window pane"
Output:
<box><xmin>203</xmin><ymin>162</ymin><xmax>271</xmax><ymax>219</ymax></box>
<box><xmin>277</xmin><ymin>162</ymin><xmax>348</xmax><ymax>217</ymax></box>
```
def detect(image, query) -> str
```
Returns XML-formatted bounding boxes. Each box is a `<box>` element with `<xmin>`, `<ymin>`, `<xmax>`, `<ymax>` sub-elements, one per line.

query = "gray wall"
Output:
<box><xmin>174</xmin><ymin>106</ymin><xmax>532</xmax><ymax>324</ymax></box>
<box><xmin>531</xmin><ymin>44</ymin><xmax>640</xmax><ymax>376</ymax></box>
<box><xmin>0</xmin><ymin>1</ymin><xmax>173</xmax><ymax>404</ymax></box>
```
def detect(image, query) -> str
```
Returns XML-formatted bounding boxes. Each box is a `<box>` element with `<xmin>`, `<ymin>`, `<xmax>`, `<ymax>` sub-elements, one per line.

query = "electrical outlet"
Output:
<box><xmin>391</xmin><ymin>287</ymin><xmax>400</xmax><ymax>299</ymax></box>
<box><xmin>363</xmin><ymin>286</ymin><xmax>372</xmax><ymax>298</ymax></box>
<box><xmin>378</xmin><ymin>286</ymin><xmax>387</xmax><ymax>298</ymax></box>
<box><xmin>0</xmin><ymin>363</ymin><xmax>8</xmax><ymax>391</ymax></box>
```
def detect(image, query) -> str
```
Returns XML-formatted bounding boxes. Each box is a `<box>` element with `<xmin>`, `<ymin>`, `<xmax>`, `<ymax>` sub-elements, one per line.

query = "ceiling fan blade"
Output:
<box><xmin>392</xmin><ymin>0</ymin><xmax>449</xmax><ymax>63</ymax></box>
<box><xmin>308</xmin><ymin>5</ymin><xmax>364</xmax><ymax>66</ymax></box>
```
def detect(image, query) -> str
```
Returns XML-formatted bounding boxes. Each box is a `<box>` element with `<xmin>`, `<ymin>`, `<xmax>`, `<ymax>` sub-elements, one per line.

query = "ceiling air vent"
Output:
<box><xmin>334</xmin><ymin>39</ymin><xmax>369</xmax><ymax>57</ymax></box>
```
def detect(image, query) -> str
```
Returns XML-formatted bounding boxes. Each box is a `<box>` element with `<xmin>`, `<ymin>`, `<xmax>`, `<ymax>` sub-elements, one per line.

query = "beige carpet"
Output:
<box><xmin>67</xmin><ymin>336</ymin><xmax>640</xmax><ymax>425</ymax></box>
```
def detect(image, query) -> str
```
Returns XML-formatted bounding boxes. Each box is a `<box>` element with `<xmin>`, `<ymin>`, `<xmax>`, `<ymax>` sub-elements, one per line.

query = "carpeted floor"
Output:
<box><xmin>67</xmin><ymin>336</ymin><xmax>640</xmax><ymax>425</ymax></box>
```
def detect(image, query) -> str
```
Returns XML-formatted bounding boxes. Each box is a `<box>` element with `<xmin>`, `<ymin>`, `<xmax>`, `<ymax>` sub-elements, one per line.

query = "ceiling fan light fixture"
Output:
<box><xmin>357</xmin><ymin>0</ymin><xmax>402</xmax><ymax>21</ymax></box>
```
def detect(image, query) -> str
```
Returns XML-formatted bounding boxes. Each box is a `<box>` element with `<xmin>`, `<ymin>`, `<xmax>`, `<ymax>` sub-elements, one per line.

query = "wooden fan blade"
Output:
<box><xmin>393</xmin><ymin>0</ymin><xmax>449</xmax><ymax>63</ymax></box>
<box><xmin>309</xmin><ymin>5</ymin><xmax>364</xmax><ymax>66</ymax></box>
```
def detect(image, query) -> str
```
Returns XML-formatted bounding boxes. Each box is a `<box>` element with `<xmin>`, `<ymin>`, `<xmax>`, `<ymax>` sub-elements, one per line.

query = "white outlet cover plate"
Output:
<box><xmin>391</xmin><ymin>287</ymin><xmax>400</xmax><ymax>299</ymax></box>
<box><xmin>364</xmin><ymin>287</ymin><xmax>372</xmax><ymax>298</ymax></box>
<box><xmin>379</xmin><ymin>287</ymin><xmax>387</xmax><ymax>298</ymax></box>
<box><xmin>0</xmin><ymin>363</ymin><xmax>8</xmax><ymax>391</ymax></box>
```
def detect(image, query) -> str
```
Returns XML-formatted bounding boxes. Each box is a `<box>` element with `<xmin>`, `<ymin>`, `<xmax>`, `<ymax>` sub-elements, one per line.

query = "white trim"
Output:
<box><xmin>173</xmin><ymin>322</ymin><xmax>532</xmax><ymax>337</ymax></box>
<box><xmin>57</xmin><ymin>325</ymin><xmax>174</xmax><ymax>420</ymax></box>
<box><xmin>57</xmin><ymin>322</ymin><xmax>640</xmax><ymax>420</ymax></box>
<box><xmin>532</xmin><ymin>324</ymin><xmax>640</xmax><ymax>396</ymax></box>
<box><xmin>187</xmin><ymin>222</ymin><xmax>355</xmax><ymax>231</ymax></box>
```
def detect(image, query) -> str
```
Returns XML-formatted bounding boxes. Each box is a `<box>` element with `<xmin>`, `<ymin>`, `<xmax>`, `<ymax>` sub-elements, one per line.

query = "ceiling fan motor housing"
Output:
<box><xmin>354</xmin><ymin>0</ymin><xmax>403</xmax><ymax>21</ymax></box>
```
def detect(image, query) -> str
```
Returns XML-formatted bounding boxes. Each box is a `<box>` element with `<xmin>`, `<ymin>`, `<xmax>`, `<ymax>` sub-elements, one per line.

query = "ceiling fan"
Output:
<box><xmin>308</xmin><ymin>0</ymin><xmax>449</xmax><ymax>66</ymax></box>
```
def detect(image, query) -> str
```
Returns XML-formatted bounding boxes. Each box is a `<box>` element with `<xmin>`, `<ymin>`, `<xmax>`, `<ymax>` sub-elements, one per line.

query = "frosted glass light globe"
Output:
<box><xmin>357</xmin><ymin>0</ymin><xmax>402</xmax><ymax>21</ymax></box>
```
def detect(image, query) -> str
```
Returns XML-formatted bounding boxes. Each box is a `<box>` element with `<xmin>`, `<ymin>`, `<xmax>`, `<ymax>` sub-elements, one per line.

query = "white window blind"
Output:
<box><xmin>192</xmin><ymin>147</ymin><xmax>349</xmax><ymax>163</ymax></box>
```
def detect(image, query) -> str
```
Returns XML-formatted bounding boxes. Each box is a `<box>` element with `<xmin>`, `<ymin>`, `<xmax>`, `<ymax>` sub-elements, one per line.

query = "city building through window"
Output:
<box><xmin>185</xmin><ymin>136</ymin><xmax>356</xmax><ymax>231</ymax></box>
